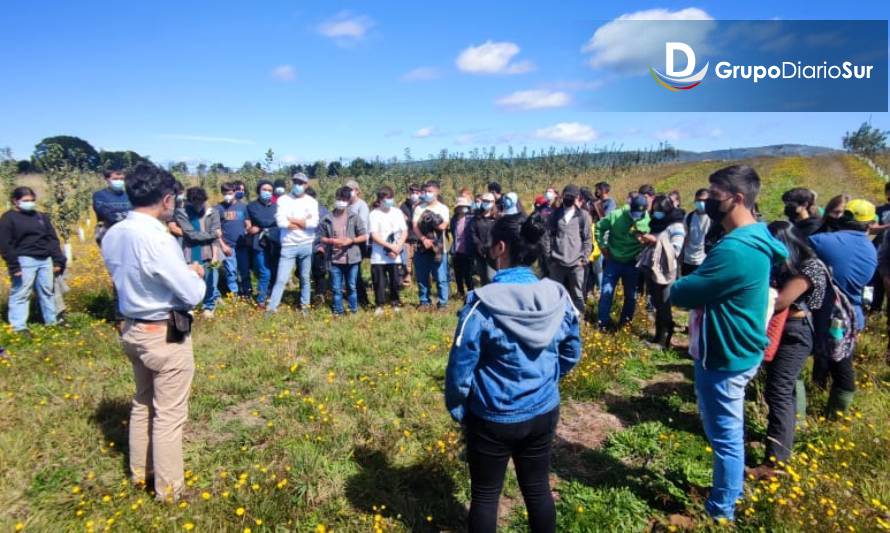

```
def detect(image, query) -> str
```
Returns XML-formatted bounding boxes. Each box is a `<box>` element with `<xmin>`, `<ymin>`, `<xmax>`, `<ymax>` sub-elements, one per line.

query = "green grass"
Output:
<box><xmin>1</xmin><ymin>154</ymin><xmax>889</xmax><ymax>532</ymax></box>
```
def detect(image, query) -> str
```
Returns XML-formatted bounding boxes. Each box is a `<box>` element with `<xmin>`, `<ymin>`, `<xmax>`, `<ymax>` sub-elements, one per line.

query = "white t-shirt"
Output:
<box><xmin>412</xmin><ymin>201</ymin><xmax>450</xmax><ymax>230</ymax></box>
<box><xmin>275</xmin><ymin>193</ymin><xmax>319</xmax><ymax>247</ymax></box>
<box><xmin>369</xmin><ymin>207</ymin><xmax>408</xmax><ymax>265</ymax></box>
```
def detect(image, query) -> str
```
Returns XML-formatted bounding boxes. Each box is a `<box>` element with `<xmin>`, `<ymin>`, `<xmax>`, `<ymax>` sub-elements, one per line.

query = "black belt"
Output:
<box><xmin>124</xmin><ymin>317</ymin><xmax>169</xmax><ymax>324</ymax></box>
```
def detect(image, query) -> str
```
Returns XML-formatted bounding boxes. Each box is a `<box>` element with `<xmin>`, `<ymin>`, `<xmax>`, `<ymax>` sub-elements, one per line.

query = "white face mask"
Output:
<box><xmin>334</xmin><ymin>200</ymin><xmax>349</xmax><ymax>210</ymax></box>
<box><xmin>224</xmin><ymin>194</ymin><xmax>235</xmax><ymax>203</ymax></box>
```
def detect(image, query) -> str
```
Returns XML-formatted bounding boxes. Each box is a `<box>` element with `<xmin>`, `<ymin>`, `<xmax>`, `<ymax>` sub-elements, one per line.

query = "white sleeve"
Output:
<box><xmin>145</xmin><ymin>236</ymin><xmax>206</xmax><ymax>307</ymax></box>
<box><xmin>303</xmin><ymin>200</ymin><xmax>319</xmax><ymax>230</ymax></box>
<box><xmin>275</xmin><ymin>198</ymin><xmax>291</xmax><ymax>229</ymax></box>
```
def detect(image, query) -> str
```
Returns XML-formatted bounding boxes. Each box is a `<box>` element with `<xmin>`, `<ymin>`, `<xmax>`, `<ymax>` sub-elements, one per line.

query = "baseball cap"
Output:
<box><xmin>292</xmin><ymin>172</ymin><xmax>308</xmax><ymax>184</ymax></box>
<box><xmin>845</xmin><ymin>199</ymin><xmax>877</xmax><ymax>223</ymax></box>
<box><xmin>344</xmin><ymin>179</ymin><xmax>360</xmax><ymax>190</ymax></box>
<box><xmin>534</xmin><ymin>195</ymin><xmax>548</xmax><ymax>207</ymax></box>
<box><xmin>456</xmin><ymin>197</ymin><xmax>472</xmax><ymax>208</ymax></box>
<box><xmin>629</xmin><ymin>195</ymin><xmax>649</xmax><ymax>220</ymax></box>
<box><xmin>502</xmin><ymin>192</ymin><xmax>519</xmax><ymax>215</ymax></box>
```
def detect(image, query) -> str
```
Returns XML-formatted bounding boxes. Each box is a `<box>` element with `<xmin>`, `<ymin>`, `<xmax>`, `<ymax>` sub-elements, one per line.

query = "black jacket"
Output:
<box><xmin>0</xmin><ymin>209</ymin><xmax>67</xmax><ymax>274</ymax></box>
<box><xmin>470</xmin><ymin>215</ymin><xmax>497</xmax><ymax>258</ymax></box>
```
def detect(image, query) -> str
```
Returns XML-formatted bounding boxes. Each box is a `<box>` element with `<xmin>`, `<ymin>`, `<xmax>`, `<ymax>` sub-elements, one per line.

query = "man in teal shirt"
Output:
<box><xmin>671</xmin><ymin>165</ymin><xmax>787</xmax><ymax>522</ymax></box>
<box><xmin>595</xmin><ymin>194</ymin><xmax>650</xmax><ymax>329</ymax></box>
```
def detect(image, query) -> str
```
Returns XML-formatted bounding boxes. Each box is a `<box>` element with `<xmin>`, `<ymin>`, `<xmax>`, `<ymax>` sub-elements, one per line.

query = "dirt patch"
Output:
<box><xmin>557</xmin><ymin>400</ymin><xmax>624</xmax><ymax>451</ymax></box>
<box><xmin>187</xmin><ymin>399</ymin><xmax>265</xmax><ymax>446</ymax></box>
<box><xmin>641</xmin><ymin>371</ymin><xmax>688</xmax><ymax>397</ymax></box>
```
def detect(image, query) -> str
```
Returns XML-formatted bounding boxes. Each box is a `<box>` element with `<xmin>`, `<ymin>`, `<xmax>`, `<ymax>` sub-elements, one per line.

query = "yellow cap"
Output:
<box><xmin>844</xmin><ymin>199</ymin><xmax>877</xmax><ymax>223</ymax></box>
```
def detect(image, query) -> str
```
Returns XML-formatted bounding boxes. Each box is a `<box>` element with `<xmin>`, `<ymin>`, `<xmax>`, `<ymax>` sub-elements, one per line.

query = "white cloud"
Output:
<box><xmin>582</xmin><ymin>8</ymin><xmax>714</xmax><ymax>74</ymax></box>
<box><xmin>270</xmin><ymin>65</ymin><xmax>296</xmax><ymax>81</ymax></box>
<box><xmin>159</xmin><ymin>134</ymin><xmax>255</xmax><ymax>145</ymax></box>
<box><xmin>400</xmin><ymin>67</ymin><xmax>441</xmax><ymax>82</ymax></box>
<box><xmin>318</xmin><ymin>11</ymin><xmax>373</xmax><ymax>45</ymax></box>
<box><xmin>654</xmin><ymin>128</ymin><xmax>685</xmax><ymax>142</ymax></box>
<box><xmin>456</xmin><ymin>41</ymin><xmax>535</xmax><ymax>75</ymax></box>
<box><xmin>413</xmin><ymin>127</ymin><xmax>435</xmax><ymax>138</ymax></box>
<box><xmin>535</xmin><ymin>122</ymin><xmax>598</xmax><ymax>143</ymax></box>
<box><xmin>496</xmin><ymin>89</ymin><xmax>571</xmax><ymax>110</ymax></box>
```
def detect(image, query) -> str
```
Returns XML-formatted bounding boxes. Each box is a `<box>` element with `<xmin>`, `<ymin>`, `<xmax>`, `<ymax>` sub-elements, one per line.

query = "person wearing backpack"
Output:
<box><xmin>637</xmin><ymin>194</ymin><xmax>686</xmax><ymax>349</ymax></box>
<box><xmin>808</xmin><ymin>199</ymin><xmax>878</xmax><ymax>416</ymax></box>
<box><xmin>681</xmin><ymin>189</ymin><xmax>712</xmax><ymax>276</ymax></box>
<box><xmin>750</xmin><ymin>221</ymin><xmax>829</xmax><ymax>479</ymax></box>
<box><xmin>670</xmin><ymin>165</ymin><xmax>788</xmax><ymax>522</ymax></box>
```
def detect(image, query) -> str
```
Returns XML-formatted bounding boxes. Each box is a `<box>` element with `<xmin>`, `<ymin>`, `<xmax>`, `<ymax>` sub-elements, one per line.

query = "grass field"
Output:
<box><xmin>1</xmin><ymin>154</ymin><xmax>889</xmax><ymax>532</ymax></box>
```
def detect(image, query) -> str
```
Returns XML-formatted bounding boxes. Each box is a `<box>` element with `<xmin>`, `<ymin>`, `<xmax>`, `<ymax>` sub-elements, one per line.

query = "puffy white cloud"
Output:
<box><xmin>456</xmin><ymin>41</ymin><xmax>534</xmax><ymax>75</ymax></box>
<box><xmin>400</xmin><ymin>67</ymin><xmax>441</xmax><ymax>82</ymax></box>
<box><xmin>582</xmin><ymin>8</ymin><xmax>714</xmax><ymax>74</ymax></box>
<box><xmin>270</xmin><ymin>65</ymin><xmax>296</xmax><ymax>81</ymax></box>
<box><xmin>318</xmin><ymin>11</ymin><xmax>373</xmax><ymax>45</ymax></box>
<box><xmin>496</xmin><ymin>89</ymin><xmax>571</xmax><ymax>110</ymax></box>
<box><xmin>413</xmin><ymin>127</ymin><xmax>435</xmax><ymax>138</ymax></box>
<box><xmin>535</xmin><ymin>122</ymin><xmax>598</xmax><ymax>143</ymax></box>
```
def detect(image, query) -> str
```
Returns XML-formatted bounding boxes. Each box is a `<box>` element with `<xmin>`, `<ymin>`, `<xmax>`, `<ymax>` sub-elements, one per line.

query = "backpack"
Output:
<box><xmin>804</xmin><ymin>261</ymin><xmax>858</xmax><ymax>363</ymax></box>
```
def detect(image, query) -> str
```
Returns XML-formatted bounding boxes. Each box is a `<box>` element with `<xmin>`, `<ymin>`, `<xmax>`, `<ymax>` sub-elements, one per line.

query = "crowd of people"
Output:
<box><xmin>1</xmin><ymin>160</ymin><xmax>888</xmax><ymax>530</ymax></box>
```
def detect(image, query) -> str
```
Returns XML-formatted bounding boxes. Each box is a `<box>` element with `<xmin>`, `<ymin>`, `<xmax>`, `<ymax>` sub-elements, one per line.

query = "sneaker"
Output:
<box><xmin>393</xmin><ymin>305</ymin><xmax>402</xmax><ymax>314</ymax></box>
<box><xmin>374</xmin><ymin>307</ymin><xmax>384</xmax><ymax>317</ymax></box>
<box><xmin>436</xmin><ymin>302</ymin><xmax>449</xmax><ymax>311</ymax></box>
<box><xmin>201</xmin><ymin>309</ymin><xmax>215</xmax><ymax>319</ymax></box>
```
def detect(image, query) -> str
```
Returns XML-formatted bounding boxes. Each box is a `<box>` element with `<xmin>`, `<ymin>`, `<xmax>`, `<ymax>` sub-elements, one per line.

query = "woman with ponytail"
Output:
<box><xmin>445</xmin><ymin>214</ymin><xmax>582</xmax><ymax>533</ymax></box>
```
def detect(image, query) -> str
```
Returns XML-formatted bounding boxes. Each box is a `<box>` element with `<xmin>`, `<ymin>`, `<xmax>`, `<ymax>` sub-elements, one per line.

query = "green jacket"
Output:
<box><xmin>594</xmin><ymin>206</ymin><xmax>650</xmax><ymax>263</ymax></box>
<box><xmin>671</xmin><ymin>222</ymin><xmax>788</xmax><ymax>371</ymax></box>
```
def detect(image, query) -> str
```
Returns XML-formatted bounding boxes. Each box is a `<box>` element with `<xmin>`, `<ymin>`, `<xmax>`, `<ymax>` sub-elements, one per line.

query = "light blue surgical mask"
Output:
<box><xmin>334</xmin><ymin>200</ymin><xmax>349</xmax><ymax>210</ymax></box>
<box><xmin>481</xmin><ymin>202</ymin><xmax>493</xmax><ymax>211</ymax></box>
<box><xmin>292</xmin><ymin>184</ymin><xmax>304</xmax><ymax>196</ymax></box>
<box><xmin>260</xmin><ymin>190</ymin><xmax>273</xmax><ymax>202</ymax></box>
<box><xmin>383</xmin><ymin>198</ymin><xmax>395</xmax><ymax>208</ymax></box>
<box><xmin>653</xmin><ymin>211</ymin><xmax>666</xmax><ymax>220</ymax></box>
<box><xmin>695</xmin><ymin>200</ymin><xmax>706</xmax><ymax>213</ymax></box>
<box><xmin>421</xmin><ymin>192</ymin><xmax>435</xmax><ymax>203</ymax></box>
<box><xmin>109</xmin><ymin>179</ymin><xmax>125</xmax><ymax>192</ymax></box>
<box><xmin>17</xmin><ymin>200</ymin><xmax>36</xmax><ymax>212</ymax></box>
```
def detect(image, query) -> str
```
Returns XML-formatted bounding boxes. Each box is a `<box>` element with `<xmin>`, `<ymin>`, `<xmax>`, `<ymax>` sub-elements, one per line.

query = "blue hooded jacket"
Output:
<box><xmin>445</xmin><ymin>267</ymin><xmax>582</xmax><ymax>423</ymax></box>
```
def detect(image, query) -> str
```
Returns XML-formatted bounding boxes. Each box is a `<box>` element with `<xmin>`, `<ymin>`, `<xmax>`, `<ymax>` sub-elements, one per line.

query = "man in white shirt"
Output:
<box><xmin>369</xmin><ymin>185</ymin><xmax>407</xmax><ymax>314</ymax></box>
<box><xmin>100</xmin><ymin>162</ymin><xmax>206</xmax><ymax>501</ymax></box>
<box><xmin>412</xmin><ymin>180</ymin><xmax>451</xmax><ymax>309</ymax></box>
<box><xmin>267</xmin><ymin>172</ymin><xmax>319</xmax><ymax>313</ymax></box>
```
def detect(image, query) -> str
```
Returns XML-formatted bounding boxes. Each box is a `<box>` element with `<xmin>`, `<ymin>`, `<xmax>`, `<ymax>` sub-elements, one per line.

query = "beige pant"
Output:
<box><xmin>120</xmin><ymin>320</ymin><xmax>194</xmax><ymax>501</ymax></box>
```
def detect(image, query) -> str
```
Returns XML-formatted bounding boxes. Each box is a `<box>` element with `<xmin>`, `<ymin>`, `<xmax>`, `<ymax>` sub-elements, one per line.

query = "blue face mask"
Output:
<box><xmin>422</xmin><ymin>192</ymin><xmax>435</xmax><ymax>203</ymax></box>
<box><xmin>695</xmin><ymin>200</ymin><xmax>706</xmax><ymax>213</ymax></box>
<box><xmin>292</xmin><ymin>184</ymin><xmax>304</xmax><ymax>196</ymax></box>
<box><xmin>235</xmin><ymin>191</ymin><xmax>245</xmax><ymax>200</ymax></box>
<box><xmin>653</xmin><ymin>211</ymin><xmax>666</xmax><ymax>220</ymax></box>
<box><xmin>18</xmin><ymin>200</ymin><xmax>36</xmax><ymax>212</ymax></box>
<box><xmin>481</xmin><ymin>202</ymin><xmax>493</xmax><ymax>211</ymax></box>
<box><xmin>109</xmin><ymin>179</ymin><xmax>125</xmax><ymax>192</ymax></box>
<box><xmin>383</xmin><ymin>198</ymin><xmax>395</xmax><ymax>208</ymax></box>
<box><xmin>260</xmin><ymin>190</ymin><xmax>273</xmax><ymax>202</ymax></box>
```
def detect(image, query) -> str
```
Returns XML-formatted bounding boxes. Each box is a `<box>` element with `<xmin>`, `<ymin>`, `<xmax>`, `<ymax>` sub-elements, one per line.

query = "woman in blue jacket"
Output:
<box><xmin>445</xmin><ymin>213</ymin><xmax>582</xmax><ymax>533</ymax></box>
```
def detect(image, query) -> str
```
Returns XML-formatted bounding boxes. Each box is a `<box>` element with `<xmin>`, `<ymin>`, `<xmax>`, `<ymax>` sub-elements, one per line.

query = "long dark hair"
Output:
<box><xmin>490</xmin><ymin>214</ymin><xmax>547</xmax><ymax>266</ymax></box>
<box><xmin>767</xmin><ymin>220</ymin><xmax>816</xmax><ymax>276</ymax></box>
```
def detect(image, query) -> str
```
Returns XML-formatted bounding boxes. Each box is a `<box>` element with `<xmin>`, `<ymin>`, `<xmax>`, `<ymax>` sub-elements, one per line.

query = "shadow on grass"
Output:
<box><xmin>345</xmin><ymin>446</ymin><xmax>466</xmax><ymax>532</ymax></box>
<box><xmin>83</xmin><ymin>291</ymin><xmax>117</xmax><ymax>322</ymax></box>
<box><xmin>91</xmin><ymin>397</ymin><xmax>132</xmax><ymax>478</ymax></box>
<box><xmin>603</xmin><ymin>380</ymin><xmax>701</xmax><ymax>435</ymax></box>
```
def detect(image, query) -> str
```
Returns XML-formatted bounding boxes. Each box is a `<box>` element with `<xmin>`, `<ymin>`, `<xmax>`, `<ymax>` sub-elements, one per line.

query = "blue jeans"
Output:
<box><xmin>222</xmin><ymin>246</ymin><xmax>252</xmax><ymax>296</ymax></box>
<box><xmin>597</xmin><ymin>258</ymin><xmax>639</xmax><ymax>326</ymax></box>
<box><xmin>202</xmin><ymin>262</ymin><xmax>220</xmax><ymax>311</ymax></box>
<box><xmin>252</xmin><ymin>247</ymin><xmax>273</xmax><ymax>304</ymax></box>
<box><xmin>694</xmin><ymin>359</ymin><xmax>760</xmax><ymax>521</ymax></box>
<box><xmin>8</xmin><ymin>256</ymin><xmax>56</xmax><ymax>331</ymax></box>
<box><xmin>330</xmin><ymin>263</ymin><xmax>359</xmax><ymax>314</ymax></box>
<box><xmin>414</xmin><ymin>252</ymin><xmax>449</xmax><ymax>306</ymax></box>
<box><xmin>267</xmin><ymin>243</ymin><xmax>313</xmax><ymax>311</ymax></box>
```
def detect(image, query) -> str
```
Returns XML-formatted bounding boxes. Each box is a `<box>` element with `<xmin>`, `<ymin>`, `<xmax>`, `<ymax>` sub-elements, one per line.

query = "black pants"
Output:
<box><xmin>681</xmin><ymin>262</ymin><xmax>699</xmax><ymax>277</ymax></box>
<box><xmin>647</xmin><ymin>280</ymin><xmax>674</xmax><ymax>338</ymax></box>
<box><xmin>476</xmin><ymin>255</ymin><xmax>494</xmax><ymax>286</ymax></box>
<box><xmin>312</xmin><ymin>251</ymin><xmax>327</xmax><ymax>297</ymax></box>
<box><xmin>453</xmin><ymin>253</ymin><xmax>476</xmax><ymax>296</ymax></box>
<box><xmin>765</xmin><ymin>318</ymin><xmax>813</xmax><ymax>463</ymax></box>
<box><xmin>813</xmin><ymin>350</ymin><xmax>856</xmax><ymax>392</ymax></box>
<box><xmin>371</xmin><ymin>263</ymin><xmax>401</xmax><ymax>307</ymax></box>
<box><xmin>465</xmin><ymin>408</ymin><xmax>559</xmax><ymax>533</ymax></box>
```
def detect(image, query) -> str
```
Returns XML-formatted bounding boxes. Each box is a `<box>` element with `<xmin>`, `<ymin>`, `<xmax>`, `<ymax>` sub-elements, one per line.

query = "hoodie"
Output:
<box><xmin>445</xmin><ymin>266</ymin><xmax>582</xmax><ymax>423</ymax></box>
<box><xmin>671</xmin><ymin>223</ymin><xmax>788</xmax><ymax>372</ymax></box>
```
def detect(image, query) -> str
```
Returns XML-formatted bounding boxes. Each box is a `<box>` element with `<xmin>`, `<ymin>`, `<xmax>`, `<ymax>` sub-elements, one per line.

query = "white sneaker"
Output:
<box><xmin>374</xmin><ymin>307</ymin><xmax>384</xmax><ymax>317</ymax></box>
<box><xmin>201</xmin><ymin>309</ymin><xmax>215</xmax><ymax>319</ymax></box>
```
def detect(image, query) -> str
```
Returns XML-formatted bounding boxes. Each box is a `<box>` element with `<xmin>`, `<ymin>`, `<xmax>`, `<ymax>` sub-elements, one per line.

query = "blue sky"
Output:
<box><xmin>1</xmin><ymin>0</ymin><xmax>888</xmax><ymax>168</ymax></box>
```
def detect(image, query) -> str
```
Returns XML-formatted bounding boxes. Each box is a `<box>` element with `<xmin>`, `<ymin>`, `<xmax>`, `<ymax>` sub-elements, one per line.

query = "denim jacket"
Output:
<box><xmin>445</xmin><ymin>267</ymin><xmax>582</xmax><ymax>423</ymax></box>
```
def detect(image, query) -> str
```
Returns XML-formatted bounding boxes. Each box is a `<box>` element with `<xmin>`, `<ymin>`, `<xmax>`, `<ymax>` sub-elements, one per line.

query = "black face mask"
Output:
<box><xmin>705</xmin><ymin>197</ymin><xmax>730</xmax><ymax>223</ymax></box>
<box><xmin>784</xmin><ymin>204</ymin><xmax>800</xmax><ymax>220</ymax></box>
